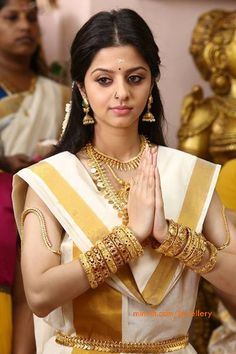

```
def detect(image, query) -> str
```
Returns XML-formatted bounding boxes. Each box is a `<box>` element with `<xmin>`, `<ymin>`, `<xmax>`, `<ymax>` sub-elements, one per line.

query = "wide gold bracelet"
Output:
<box><xmin>21</xmin><ymin>208</ymin><xmax>61</xmax><ymax>256</ymax></box>
<box><xmin>79</xmin><ymin>253</ymin><xmax>98</xmax><ymax>289</ymax></box>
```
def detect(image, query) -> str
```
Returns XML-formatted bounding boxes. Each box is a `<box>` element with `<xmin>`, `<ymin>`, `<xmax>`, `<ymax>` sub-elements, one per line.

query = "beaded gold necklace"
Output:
<box><xmin>86</xmin><ymin>135</ymin><xmax>147</xmax><ymax>171</ymax></box>
<box><xmin>85</xmin><ymin>135</ymin><xmax>149</xmax><ymax>224</ymax></box>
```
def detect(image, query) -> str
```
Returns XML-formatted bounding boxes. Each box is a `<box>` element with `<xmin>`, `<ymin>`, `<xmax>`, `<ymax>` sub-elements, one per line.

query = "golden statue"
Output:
<box><xmin>178</xmin><ymin>9</ymin><xmax>236</xmax><ymax>165</ymax></box>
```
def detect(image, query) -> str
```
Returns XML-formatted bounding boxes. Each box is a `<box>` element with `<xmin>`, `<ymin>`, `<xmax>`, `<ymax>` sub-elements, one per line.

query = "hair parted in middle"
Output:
<box><xmin>57</xmin><ymin>8</ymin><xmax>166</xmax><ymax>154</ymax></box>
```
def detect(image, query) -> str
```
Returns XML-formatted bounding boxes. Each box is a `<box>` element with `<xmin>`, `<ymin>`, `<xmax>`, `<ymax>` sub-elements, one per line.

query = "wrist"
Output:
<box><xmin>153</xmin><ymin>220</ymin><xmax>169</xmax><ymax>244</ymax></box>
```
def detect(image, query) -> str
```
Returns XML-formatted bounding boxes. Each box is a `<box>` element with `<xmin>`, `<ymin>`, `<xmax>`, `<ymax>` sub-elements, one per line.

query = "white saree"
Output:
<box><xmin>13</xmin><ymin>146</ymin><xmax>220</xmax><ymax>354</ymax></box>
<box><xmin>0</xmin><ymin>76</ymin><xmax>69</xmax><ymax>157</ymax></box>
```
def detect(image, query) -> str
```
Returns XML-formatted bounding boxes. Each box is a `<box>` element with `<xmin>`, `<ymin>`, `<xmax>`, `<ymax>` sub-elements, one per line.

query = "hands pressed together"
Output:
<box><xmin>127</xmin><ymin>146</ymin><xmax>168</xmax><ymax>245</ymax></box>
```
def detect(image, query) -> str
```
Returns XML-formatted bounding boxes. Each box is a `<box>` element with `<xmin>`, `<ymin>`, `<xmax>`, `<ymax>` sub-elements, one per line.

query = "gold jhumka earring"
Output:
<box><xmin>142</xmin><ymin>95</ymin><xmax>155</xmax><ymax>122</ymax></box>
<box><xmin>82</xmin><ymin>97</ymin><xmax>95</xmax><ymax>125</ymax></box>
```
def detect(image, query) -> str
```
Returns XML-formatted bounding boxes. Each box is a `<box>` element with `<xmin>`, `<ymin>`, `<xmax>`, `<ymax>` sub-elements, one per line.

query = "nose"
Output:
<box><xmin>17</xmin><ymin>14</ymin><xmax>32</xmax><ymax>31</ymax></box>
<box><xmin>114</xmin><ymin>78</ymin><xmax>130</xmax><ymax>101</ymax></box>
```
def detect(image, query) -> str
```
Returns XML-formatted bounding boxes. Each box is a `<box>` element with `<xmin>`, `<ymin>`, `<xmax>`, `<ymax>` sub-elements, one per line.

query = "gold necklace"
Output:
<box><xmin>86</xmin><ymin>144</ymin><xmax>129</xmax><ymax>225</ymax></box>
<box><xmin>86</xmin><ymin>135</ymin><xmax>149</xmax><ymax>171</ymax></box>
<box><xmin>107</xmin><ymin>165</ymin><xmax>130</xmax><ymax>204</ymax></box>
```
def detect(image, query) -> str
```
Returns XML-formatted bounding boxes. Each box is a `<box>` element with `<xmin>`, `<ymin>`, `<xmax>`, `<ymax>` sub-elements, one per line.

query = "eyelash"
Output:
<box><xmin>96</xmin><ymin>75</ymin><xmax>144</xmax><ymax>87</ymax></box>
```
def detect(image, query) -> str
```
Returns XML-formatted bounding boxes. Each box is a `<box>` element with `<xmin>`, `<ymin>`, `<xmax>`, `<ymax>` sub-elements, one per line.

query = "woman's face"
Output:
<box><xmin>81</xmin><ymin>45</ymin><xmax>152</xmax><ymax>131</ymax></box>
<box><xmin>0</xmin><ymin>0</ymin><xmax>40</xmax><ymax>57</ymax></box>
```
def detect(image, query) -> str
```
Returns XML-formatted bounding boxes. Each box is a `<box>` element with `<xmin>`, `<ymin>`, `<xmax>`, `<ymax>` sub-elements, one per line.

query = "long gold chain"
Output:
<box><xmin>86</xmin><ymin>144</ymin><xmax>129</xmax><ymax>224</ymax></box>
<box><xmin>86</xmin><ymin>135</ymin><xmax>148</xmax><ymax>171</ymax></box>
<box><xmin>107</xmin><ymin>165</ymin><xmax>130</xmax><ymax>205</ymax></box>
<box><xmin>85</xmin><ymin>135</ymin><xmax>149</xmax><ymax>224</ymax></box>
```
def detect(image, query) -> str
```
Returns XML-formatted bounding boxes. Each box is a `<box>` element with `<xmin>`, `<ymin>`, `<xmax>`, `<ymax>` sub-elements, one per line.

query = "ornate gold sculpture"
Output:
<box><xmin>178</xmin><ymin>10</ymin><xmax>236</xmax><ymax>165</ymax></box>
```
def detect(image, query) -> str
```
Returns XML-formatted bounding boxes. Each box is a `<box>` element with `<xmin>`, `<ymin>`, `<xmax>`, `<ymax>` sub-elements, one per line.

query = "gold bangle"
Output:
<box><xmin>217</xmin><ymin>205</ymin><xmax>231</xmax><ymax>251</ymax></box>
<box><xmin>96</xmin><ymin>241</ymin><xmax>117</xmax><ymax>274</ymax></box>
<box><xmin>21</xmin><ymin>208</ymin><xmax>61</xmax><ymax>256</ymax></box>
<box><xmin>79</xmin><ymin>253</ymin><xmax>98</xmax><ymax>289</ymax></box>
<box><xmin>191</xmin><ymin>241</ymin><xmax>218</xmax><ymax>274</ymax></box>
<box><xmin>185</xmin><ymin>235</ymin><xmax>207</xmax><ymax>267</ymax></box>
<box><xmin>118</xmin><ymin>225</ymin><xmax>144</xmax><ymax>257</ymax></box>
<box><xmin>103</xmin><ymin>235</ymin><xmax>125</xmax><ymax>267</ymax></box>
<box><xmin>110</xmin><ymin>232</ymin><xmax>132</xmax><ymax>263</ymax></box>
<box><xmin>114</xmin><ymin>227</ymin><xmax>137</xmax><ymax>258</ymax></box>
<box><xmin>92</xmin><ymin>246</ymin><xmax>110</xmax><ymax>280</ymax></box>
<box><xmin>158</xmin><ymin>220</ymin><xmax>188</xmax><ymax>257</ymax></box>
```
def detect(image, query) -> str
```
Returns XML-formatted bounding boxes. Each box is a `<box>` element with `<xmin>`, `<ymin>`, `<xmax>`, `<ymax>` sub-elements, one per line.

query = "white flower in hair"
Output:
<box><xmin>60</xmin><ymin>101</ymin><xmax>72</xmax><ymax>138</ymax></box>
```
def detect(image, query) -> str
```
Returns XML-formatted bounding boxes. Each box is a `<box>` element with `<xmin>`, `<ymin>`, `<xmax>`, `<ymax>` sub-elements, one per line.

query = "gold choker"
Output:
<box><xmin>86</xmin><ymin>135</ymin><xmax>149</xmax><ymax>171</ymax></box>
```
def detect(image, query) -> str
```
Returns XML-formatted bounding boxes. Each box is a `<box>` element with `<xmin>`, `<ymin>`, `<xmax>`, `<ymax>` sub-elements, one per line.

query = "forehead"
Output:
<box><xmin>89</xmin><ymin>45</ymin><xmax>148</xmax><ymax>70</ymax></box>
<box><xmin>2</xmin><ymin>0</ymin><xmax>36</xmax><ymax>10</ymax></box>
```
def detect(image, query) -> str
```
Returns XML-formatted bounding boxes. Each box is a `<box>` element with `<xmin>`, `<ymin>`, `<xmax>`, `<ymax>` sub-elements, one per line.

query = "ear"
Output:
<box><xmin>76</xmin><ymin>82</ymin><xmax>87</xmax><ymax>98</ymax></box>
<box><xmin>150</xmin><ymin>81</ymin><xmax>154</xmax><ymax>95</ymax></box>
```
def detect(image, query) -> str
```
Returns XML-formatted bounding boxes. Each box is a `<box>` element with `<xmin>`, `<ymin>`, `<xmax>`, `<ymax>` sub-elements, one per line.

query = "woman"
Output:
<box><xmin>0</xmin><ymin>0</ymin><xmax>69</xmax><ymax>353</ymax></box>
<box><xmin>13</xmin><ymin>9</ymin><xmax>236</xmax><ymax>354</ymax></box>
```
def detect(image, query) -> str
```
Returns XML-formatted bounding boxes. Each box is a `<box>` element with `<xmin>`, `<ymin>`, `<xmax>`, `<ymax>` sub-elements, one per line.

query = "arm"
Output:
<box><xmin>21</xmin><ymin>186</ymin><xmax>90</xmax><ymax>317</ymax></box>
<box><xmin>12</xmin><ymin>246</ymin><xmax>36</xmax><ymax>354</ymax></box>
<box><xmin>201</xmin><ymin>194</ymin><xmax>236</xmax><ymax>311</ymax></box>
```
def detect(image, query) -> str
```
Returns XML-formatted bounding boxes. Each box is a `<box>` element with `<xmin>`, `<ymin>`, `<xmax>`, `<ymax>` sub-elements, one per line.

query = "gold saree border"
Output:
<box><xmin>72</xmin><ymin>245</ymin><xmax>122</xmax><ymax>346</ymax></box>
<box><xmin>30</xmin><ymin>162</ymin><xmax>145</xmax><ymax>296</ymax></box>
<box><xmin>142</xmin><ymin>158</ymin><xmax>216</xmax><ymax>306</ymax></box>
<box><xmin>0</xmin><ymin>94</ymin><xmax>25</xmax><ymax>120</ymax></box>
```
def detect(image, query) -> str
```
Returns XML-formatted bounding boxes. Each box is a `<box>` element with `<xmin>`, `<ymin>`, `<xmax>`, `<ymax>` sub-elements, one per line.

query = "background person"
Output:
<box><xmin>0</xmin><ymin>0</ymin><xmax>69</xmax><ymax>353</ymax></box>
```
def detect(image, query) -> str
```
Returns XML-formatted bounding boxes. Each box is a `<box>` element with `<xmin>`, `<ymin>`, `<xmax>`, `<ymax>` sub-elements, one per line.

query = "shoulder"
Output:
<box><xmin>17</xmin><ymin>152</ymin><xmax>73</xmax><ymax>176</ymax></box>
<box><xmin>37</xmin><ymin>76</ymin><xmax>70</xmax><ymax>93</ymax></box>
<box><xmin>158</xmin><ymin>146</ymin><xmax>220</xmax><ymax>175</ymax></box>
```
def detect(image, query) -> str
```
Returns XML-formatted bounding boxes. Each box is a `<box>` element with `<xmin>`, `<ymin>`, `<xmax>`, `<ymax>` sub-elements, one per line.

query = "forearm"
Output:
<box><xmin>22</xmin><ymin>258</ymin><xmax>90</xmax><ymax>317</ymax></box>
<box><xmin>202</xmin><ymin>250</ymin><xmax>236</xmax><ymax>296</ymax></box>
<box><xmin>12</xmin><ymin>248</ymin><xmax>36</xmax><ymax>354</ymax></box>
<box><xmin>12</xmin><ymin>301</ymin><xmax>36</xmax><ymax>354</ymax></box>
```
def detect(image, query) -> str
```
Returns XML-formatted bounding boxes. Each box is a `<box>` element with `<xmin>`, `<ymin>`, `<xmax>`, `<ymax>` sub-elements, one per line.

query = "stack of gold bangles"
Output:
<box><xmin>80</xmin><ymin>212</ymin><xmax>230</xmax><ymax>288</ymax></box>
<box><xmin>149</xmin><ymin>219</ymin><xmax>222</xmax><ymax>274</ymax></box>
<box><xmin>79</xmin><ymin>224</ymin><xmax>144</xmax><ymax>288</ymax></box>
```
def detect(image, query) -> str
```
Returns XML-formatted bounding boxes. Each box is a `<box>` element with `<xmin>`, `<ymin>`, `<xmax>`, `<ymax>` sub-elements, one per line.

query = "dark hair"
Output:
<box><xmin>0</xmin><ymin>0</ymin><xmax>48</xmax><ymax>76</ymax></box>
<box><xmin>57</xmin><ymin>8</ymin><xmax>166</xmax><ymax>154</ymax></box>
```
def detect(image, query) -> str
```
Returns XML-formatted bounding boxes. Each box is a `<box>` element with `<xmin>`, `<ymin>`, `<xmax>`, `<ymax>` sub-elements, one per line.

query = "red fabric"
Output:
<box><xmin>0</xmin><ymin>173</ymin><xmax>17</xmax><ymax>289</ymax></box>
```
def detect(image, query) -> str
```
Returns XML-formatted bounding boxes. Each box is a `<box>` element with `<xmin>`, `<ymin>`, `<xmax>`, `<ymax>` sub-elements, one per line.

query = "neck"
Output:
<box><xmin>0</xmin><ymin>52</ymin><xmax>32</xmax><ymax>78</ymax></box>
<box><xmin>93</xmin><ymin>126</ymin><xmax>141</xmax><ymax>161</ymax></box>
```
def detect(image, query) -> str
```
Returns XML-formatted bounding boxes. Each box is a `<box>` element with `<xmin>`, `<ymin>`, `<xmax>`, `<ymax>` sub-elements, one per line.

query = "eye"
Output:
<box><xmin>27</xmin><ymin>10</ymin><xmax>38</xmax><ymax>22</ymax></box>
<box><xmin>96</xmin><ymin>77</ymin><xmax>112</xmax><ymax>86</ymax></box>
<box><xmin>128</xmin><ymin>75</ymin><xmax>144</xmax><ymax>84</ymax></box>
<box><xmin>3</xmin><ymin>14</ymin><xmax>18</xmax><ymax>21</ymax></box>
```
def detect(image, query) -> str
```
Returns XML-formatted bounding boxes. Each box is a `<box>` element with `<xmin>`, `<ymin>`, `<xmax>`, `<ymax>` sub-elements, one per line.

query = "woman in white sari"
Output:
<box><xmin>13</xmin><ymin>8</ymin><xmax>236</xmax><ymax>354</ymax></box>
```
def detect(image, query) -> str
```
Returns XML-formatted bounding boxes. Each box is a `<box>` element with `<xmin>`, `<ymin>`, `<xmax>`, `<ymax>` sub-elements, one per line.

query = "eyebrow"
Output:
<box><xmin>91</xmin><ymin>66</ymin><xmax>148</xmax><ymax>75</ymax></box>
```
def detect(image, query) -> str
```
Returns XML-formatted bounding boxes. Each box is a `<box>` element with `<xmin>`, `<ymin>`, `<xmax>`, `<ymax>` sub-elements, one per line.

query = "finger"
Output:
<box><xmin>155</xmin><ymin>167</ymin><xmax>164</xmax><ymax>209</ymax></box>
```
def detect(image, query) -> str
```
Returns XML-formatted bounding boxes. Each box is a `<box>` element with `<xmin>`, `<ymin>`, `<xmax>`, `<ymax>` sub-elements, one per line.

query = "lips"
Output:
<box><xmin>110</xmin><ymin>106</ymin><xmax>132</xmax><ymax>116</ymax></box>
<box><xmin>15</xmin><ymin>36</ymin><xmax>35</xmax><ymax>45</ymax></box>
